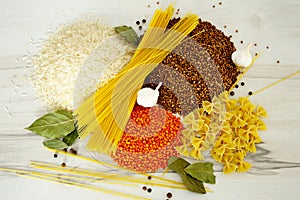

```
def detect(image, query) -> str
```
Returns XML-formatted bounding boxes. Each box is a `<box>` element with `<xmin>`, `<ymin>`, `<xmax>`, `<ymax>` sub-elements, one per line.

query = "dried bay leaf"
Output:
<box><xmin>43</xmin><ymin>139</ymin><xmax>68</xmax><ymax>149</ymax></box>
<box><xmin>184</xmin><ymin>162</ymin><xmax>216</xmax><ymax>184</ymax></box>
<box><xmin>114</xmin><ymin>25</ymin><xmax>140</xmax><ymax>46</ymax></box>
<box><xmin>62</xmin><ymin>129</ymin><xmax>79</xmax><ymax>146</ymax></box>
<box><xmin>168</xmin><ymin>157</ymin><xmax>206</xmax><ymax>194</ymax></box>
<box><xmin>25</xmin><ymin>110</ymin><xmax>75</xmax><ymax>139</ymax></box>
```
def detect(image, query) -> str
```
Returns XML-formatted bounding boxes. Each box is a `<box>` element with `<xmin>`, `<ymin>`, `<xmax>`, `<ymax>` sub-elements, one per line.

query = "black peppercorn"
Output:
<box><xmin>248</xmin><ymin>91</ymin><xmax>253</xmax><ymax>95</ymax></box>
<box><xmin>53</xmin><ymin>154</ymin><xmax>58</xmax><ymax>158</ymax></box>
<box><xmin>138</xmin><ymin>26</ymin><xmax>142</xmax><ymax>30</ymax></box>
<box><xmin>142</xmin><ymin>19</ymin><xmax>146</xmax><ymax>23</ymax></box>
<box><xmin>142</xmin><ymin>186</ymin><xmax>147</xmax><ymax>190</ymax></box>
<box><xmin>241</xmin><ymin>82</ymin><xmax>245</xmax><ymax>86</ymax></box>
<box><xmin>147</xmin><ymin>188</ymin><xmax>152</xmax><ymax>193</ymax></box>
<box><xmin>166</xmin><ymin>192</ymin><xmax>173</xmax><ymax>198</ymax></box>
<box><xmin>147</xmin><ymin>176</ymin><xmax>152</xmax><ymax>180</ymax></box>
<box><xmin>230</xmin><ymin>91</ymin><xmax>235</xmax><ymax>96</ymax></box>
<box><xmin>136</xmin><ymin>21</ymin><xmax>140</xmax><ymax>25</ymax></box>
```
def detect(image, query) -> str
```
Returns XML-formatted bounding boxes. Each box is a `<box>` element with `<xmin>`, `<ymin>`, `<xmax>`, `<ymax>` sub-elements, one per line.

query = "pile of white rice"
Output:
<box><xmin>29</xmin><ymin>19</ymin><xmax>135</xmax><ymax>111</ymax></box>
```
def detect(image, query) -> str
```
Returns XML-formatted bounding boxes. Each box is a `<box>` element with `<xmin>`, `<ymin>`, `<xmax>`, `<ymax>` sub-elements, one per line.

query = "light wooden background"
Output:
<box><xmin>0</xmin><ymin>0</ymin><xmax>300</xmax><ymax>199</ymax></box>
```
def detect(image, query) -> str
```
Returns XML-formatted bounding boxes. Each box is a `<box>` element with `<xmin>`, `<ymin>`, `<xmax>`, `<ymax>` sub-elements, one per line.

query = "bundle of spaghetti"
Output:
<box><xmin>75</xmin><ymin>4</ymin><xmax>199</xmax><ymax>155</ymax></box>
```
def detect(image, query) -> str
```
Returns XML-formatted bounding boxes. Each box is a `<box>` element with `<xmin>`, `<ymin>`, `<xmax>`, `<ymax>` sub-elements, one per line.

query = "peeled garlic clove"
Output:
<box><xmin>231</xmin><ymin>44</ymin><xmax>253</xmax><ymax>68</ymax></box>
<box><xmin>137</xmin><ymin>82</ymin><xmax>162</xmax><ymax>108</ymax></box>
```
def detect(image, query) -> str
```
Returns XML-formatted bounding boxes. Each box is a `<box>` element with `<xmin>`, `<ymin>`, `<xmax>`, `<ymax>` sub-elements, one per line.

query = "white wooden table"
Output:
<box><xmin>1</xmin><ymin>0</ymin><xmax>300</xmax><ymax>199</ymax></box>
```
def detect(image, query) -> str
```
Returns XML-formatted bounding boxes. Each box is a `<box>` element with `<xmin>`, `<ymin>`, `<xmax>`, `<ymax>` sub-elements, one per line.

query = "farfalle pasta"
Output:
<box><xmin>177</xmin><ymin>91</ymin><xmax>268</xmax><ymax>174</ymax></box>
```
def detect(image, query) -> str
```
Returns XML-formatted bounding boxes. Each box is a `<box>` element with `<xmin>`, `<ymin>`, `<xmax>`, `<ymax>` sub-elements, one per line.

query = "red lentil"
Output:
<box><xmin>112</xmin><ymin>105</ymin><xmax>183</xmax><ymax>172</ymax></box>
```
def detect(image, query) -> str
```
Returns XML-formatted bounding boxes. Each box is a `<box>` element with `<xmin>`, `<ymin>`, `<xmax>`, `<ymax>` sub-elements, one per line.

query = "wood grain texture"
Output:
<box><xmin>0</xmin><ymin>0</ymin><xmax>300</xmax><ymax>199</ymax></box>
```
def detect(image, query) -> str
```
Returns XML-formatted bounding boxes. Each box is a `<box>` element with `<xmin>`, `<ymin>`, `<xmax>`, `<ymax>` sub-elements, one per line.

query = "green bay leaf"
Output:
<box><xmin>114</xmin><ymin>25</ymin><xmax>140</xmax><ymax>46</ymax></box>
<box><xmin>184</xmin><ymin>162</ymin><xmax>216</xmax><ymax>184</ymax></box>
<box><xmin>25</xmin><ymin>110</ymin><xmax>75</xmax><ymax>139</ymax></box>
<box><xmin>43</xmin><ymin>139</ymin><xmax>68</xmax><ymax>149</ymax></box>
<box><xmin>62</xmin><ymin>129</ymin><xmax>79</xmax><ymax>146</ymax></box>
<box><xmin>168</xmin><ymin>157</ymin><xmax>206</xmax><ymax>194</ymax></box>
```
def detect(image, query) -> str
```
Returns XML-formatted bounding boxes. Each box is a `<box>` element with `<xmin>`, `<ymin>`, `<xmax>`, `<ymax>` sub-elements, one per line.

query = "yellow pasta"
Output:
<box><xmin>75</xmin><ymin>4</ymin><xmax>199</xmax><ymax>155</ymax></box>
<box><xmin>179</xmin><ymin>91</ymin><xmax>268</xmax><ymax>174</ymax></box>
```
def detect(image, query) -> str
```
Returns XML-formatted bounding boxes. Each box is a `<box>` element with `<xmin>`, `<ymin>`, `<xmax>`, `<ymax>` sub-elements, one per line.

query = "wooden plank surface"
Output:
<box><xmin>0</xmin><ymin>0</ymin><xmax>300</xmax><ymax>199</ymax></box>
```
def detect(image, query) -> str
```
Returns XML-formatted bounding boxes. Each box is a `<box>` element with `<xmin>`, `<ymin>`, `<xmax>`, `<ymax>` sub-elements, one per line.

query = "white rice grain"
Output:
<box><xmin>28</xmin><ymin>19</ymin><xmax>134</xmax><ymax>111</ymax></box>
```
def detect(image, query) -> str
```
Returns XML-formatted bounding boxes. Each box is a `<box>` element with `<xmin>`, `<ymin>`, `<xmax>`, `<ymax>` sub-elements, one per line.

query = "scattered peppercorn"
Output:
<box><xmin>138</xmin><ymin>26</ymin><xmax>142</xmax><ymax>30</ymax></box>
<box><xmin>255</xmin><ymin>53</ymin><xmax>258</xmax><ymax>56</ymax></box>
<box><xmin>53</xmin><ymin>154</ymin><xmax>58</xmax><ymax>158</ymax></box>
<box><xmin>241</xmin><ymin>82</ymin><xmax>245</xmax><ymax>86</ymax></box>
<box><xmin>70</xmin><ymin>148</ymin><xmax>78</xmax><ymax>155</ymax></box>
<box><xmin>147</xmin><ymin>5</ymin><xmax>150</xmax><ymax>8</ymax></box>
<box><xmin>219</xmin><ymin>2</ymin><xmax>222</xmax><ymax>5</ymax></box>
<box><xmin>240</xmin><ymin>40</ymin><xmax>243</xmax><ymax>44</ymax></box>
<box><xmin>176</xmin><ymin>11</ymin><xmax>179</xmax><ymax>15</ymax></box>
<box><xmin>156</xmin><ymin>1</ymin><xmax>160</xmax><ymax>4</ymax></box>
<box><xmin>230</xmin><ymin>91</ymin><xmax>235</xmax><ymax>96</ymax></box>
<box><xmin>254</xmin><ymin>43</ymin><xmax>257</xmax><ymax>46</ymax></box>
<box><xmin>147</xmin><ymin>188</ymin><xmax>152</xmax><ymax>193</ymax></box>
<box><xmin>177</xmin><ymin>8</ymin><xmax>180</xmax><ymax>11</ymax></box>
<box><xmin>63</xmin><ymin>148</ymin><xmax>68</xmax><ymax>152</ymax></box>
<box><xmin>147</xmin><ymin>176</ymin><xmax>152</xmax><ymax>180</ymax></box>
<box><xmin>248</xmin><ymin>91</ymin><xmax>253</xmax><ymax>95</ymax></box>
<box><xmin>61</xmin><ymin>162</ymin><xmax>66</xmax><ymax>167</ymax></box>
<box><xmin>224</xmin><ymin>25</ymin><xmax>227</xmax><ymax>28</ymax></box>
<box><xmin>277</xmin><ymin>60</ymin><xmax>280</xmax><ymax>64</ymax></box>
<box><xmin>142</xmin><ymin>186</ymin><xmax>147</xmax><ymax>191</ymax></box>
<box><xmin>166</xmin><ymin>192</ymin><xmax>173</xmax><ymax>198</ymax></box>
<box><xmin>212</xmin><ymin>5</ymin><xmax>216</xmax><ymax>8</ymax></box>
<box><xmin>136</xmin><ymin>21</ymin><xmax>140</xmax><ymax>25</ymax></box>
<box><xmin>235</xmin><ymin>84</ymin><xmax>239</xmax><ymax>88</ymax></box>
<box><xmin>142</xmin><ymin>19</ymin><xmax>147</xmax><ymax>23</ymax></box>
<box><xmin>235</xmin><ymin>29</ymin><xmax>239</xmax><ymax>33</ymax></box>
<box><xmin>266</xmin><ymin>46</ymin><xmax>269</xmax><ymax>49</ymax></box>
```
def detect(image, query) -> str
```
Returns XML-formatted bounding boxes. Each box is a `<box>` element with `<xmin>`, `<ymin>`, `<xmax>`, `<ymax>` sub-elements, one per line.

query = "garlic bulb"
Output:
<box><xmin>231</xmin><ymin>44</ymin><xmax>253</xmax><ymax>68</ymax></box>
<box><xmin>137</xmin><ymin>82</ymin><xmax>162</xmax><ymax>108</ymax></box>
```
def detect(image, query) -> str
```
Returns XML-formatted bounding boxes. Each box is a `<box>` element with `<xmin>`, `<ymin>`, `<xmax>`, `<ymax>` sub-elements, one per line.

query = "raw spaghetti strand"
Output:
<box><xmin>75</xmin><ymin>4</ymin><xmax>199</xmax><ymax>155</ymax></box>
<box><xmin>0</xmin><ymin>167</ymin><xmax>149</xmax><ymax>200</ymax></box>
<box><xmin>45</xmin><ymin>148</ymin><xmax>186</xmax><ymax>187</ymax></box>
<box><xmin>248</xmin><ymin>69</ymin><xmax>300</xmax><ymax>97</ymax></box>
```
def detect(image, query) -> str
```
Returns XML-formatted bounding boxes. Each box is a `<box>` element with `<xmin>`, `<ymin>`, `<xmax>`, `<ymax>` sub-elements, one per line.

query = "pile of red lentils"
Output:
<box><xmin>112</xmin><ymin>105</ymin><xmax>183</xmax><ymax>172</ymax></box>
<box><xmin>143</xmin><ymin>18</ymin><xmax>240</xmax><ymax>115</ymax></box>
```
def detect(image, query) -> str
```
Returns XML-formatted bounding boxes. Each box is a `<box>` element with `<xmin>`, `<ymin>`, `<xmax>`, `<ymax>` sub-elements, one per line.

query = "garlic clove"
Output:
<box><xmin>231</xmin><ymin>44</ymin><xmax>253</xmax><ymax>68</ymax></box>
<box><xmin>137</xmin><ymin>82</ymin><xmax>162</xmax><ymax>107</ymax></box>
